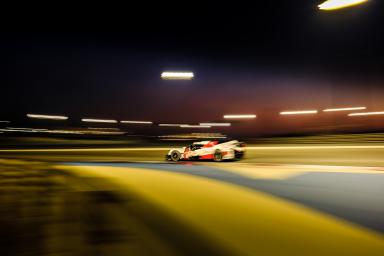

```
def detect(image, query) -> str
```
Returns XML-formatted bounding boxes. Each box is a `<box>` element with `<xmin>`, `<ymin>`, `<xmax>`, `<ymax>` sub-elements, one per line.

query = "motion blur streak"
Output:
<box><xmin>158</xmin><ymin>124</ymin><xmax>185</xmax><ymax>127</ymax></box>
<box><xmin>6</xmin><ymin>127</ymin><xmax>45</xmax><ymax>130</ymax></box>
<box><xmin>45</xmin><ymin>130</ymin><xmax>125</xmax><ymax>135</ymax></box>
<box><xmin>0</xmin><ymin>127</ymin><xmax>127</xmax><ymax>135</ymax></box>
<box><xmin>246</xmin><ymin>145</ymin><xmax>384</xmax><ymax>150</ymax></box>
<box><xmin>0</xmin><ymin>129</ymin><xmax>37</xmax><ymax>133</ymax></box>
<box><xmin>348</xmin><ymin>111</ymin><xmax>384</xmax><ymax>116</ymax></box>
<box><xmin>323</xmin><ymin>107</ymin><xmax>367</xmax><ymax>112</ymax></box>
<box><xmin>0</xmin><ymin>127</ymin><xmax>48</xmax><ymax>133</ymax></box>
<box><xmin>158</xmin><ymin>133</ymin><xmax>227</xmax><ymax>140</ymax></box>
<box><xmin>223</xmin><ymin>114</ymin><xmax>256</xmax><ymax>119</ymax></box>
<box><xmin>0</xmin><ymin>121</ymin><xmax>10</xmax><ymax>123</ymax></box>
<box><xmin>318</xmin><ymin>0</ymin><xmax>368</xmax><ymax>10</ymax></box>
<box><xmin>180</xmin><ymin>125</ymin><xmax>211</xmax><ymax>128</ymax></box>
<box><xmin>120</xmin><ymin>120</ymin><xmax>153</xmax><ymax>124</ymax></box>
<box><xmin>26</xmin><ymin>114</ymin><xmax>68</xmax><ymax>120</ymax></box>
<box><xmin>87</xmin><ymin>127</ymin><xmax>120</xmax><ymax>130</ymax></box>
<box><xmin>0</xmin><ymin>148</ymin><xmax>170</xmax><ymax>152</ymax></box>
<box><xmin>280</xmin><ymin>110</ymin><xmax>318</xmax><ymax>115</ymax></box>
<box><xmin>161</xmin><ymin>72</ymin><xmax>194</xmax><ymax>80</ymax></box>
<box><xmin>199</xmin><ymin>123</ymin><xmax>231</xmax><ymax>127</ymax></box>
<box><xmin>2</xmin><ymin>145</ymin><xmax>384</xmax><ymax>153</ymax></box>
<box><xmin>81</xmin><ymin>118</ymin><xmax>118</xmax><ymax>123</ymax></box>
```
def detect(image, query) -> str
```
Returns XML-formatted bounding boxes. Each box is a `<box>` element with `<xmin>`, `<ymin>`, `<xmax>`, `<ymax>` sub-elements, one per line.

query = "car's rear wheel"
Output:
<box><xmin>213</xmin><ymin>150</ymin><xmax>223</xmax><ymax>162</ymax></box>
<box><xmin>170</xmin><ymin>151</ymin><xmax>181</xmax><ymax>161</ymax></box>
<box><xmin>234</xmin><ymin>150</ymin><xmax>244</xmax><ymax>160</ymax></box>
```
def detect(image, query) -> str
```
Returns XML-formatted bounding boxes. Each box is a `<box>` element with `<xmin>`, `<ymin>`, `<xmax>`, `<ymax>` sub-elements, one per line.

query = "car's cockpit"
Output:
<box><xmin>189</xmin><ymin>144</ymin><xmax>203</xmax><ymax>151</ymax></box>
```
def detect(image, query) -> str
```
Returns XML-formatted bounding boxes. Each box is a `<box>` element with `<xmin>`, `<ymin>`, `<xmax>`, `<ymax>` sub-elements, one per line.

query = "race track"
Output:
<box><xmin>1</xmin><ymin>146</ymin><xmax>384</xmax><ymax>255</ymax></box>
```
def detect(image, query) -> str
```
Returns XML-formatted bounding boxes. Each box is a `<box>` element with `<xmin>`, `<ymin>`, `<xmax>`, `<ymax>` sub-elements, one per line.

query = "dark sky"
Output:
<box><xmin>1</xmin><ymin>1</ymin><xmax>384</xmax><ymax>135</ymax></box>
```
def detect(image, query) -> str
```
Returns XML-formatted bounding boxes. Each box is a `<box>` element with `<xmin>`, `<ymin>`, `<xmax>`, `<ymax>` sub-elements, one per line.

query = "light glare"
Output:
<box><xmin>27</xmin><ymin>114</ymin><xmax>68</xmax><ymax>120</ymax></box>
<box><xmin>280</xmin><ymin>110</ymin><xmax>318</xmax><ymax>115</ymax></box>
<box><xmin>199</xmin><ymin>123</ymin><xmax>231</xmax><ymax>127</ymax></box>
<box><xmin>180</xmin><ymin>125</ymin><xmax>211</xmax><ymax>128</ymax></box>
<box><xmin>159</xmin><ymin>124</ymin><xmax>184</xmax><ymax>127</ymax></box>
<box><xmin>161</xmin><ymin>72</ymin><xmax>194</xmax><ymax>80</ymax></box>
<box><xmin>348</xmin><ymin>111</ymin><xmax>384</xmax><ymax>116</ymax></box>
<box><xmin>120</xmin><ymin>120</ymin><xmax>153</xmax><ymax>124</ymax></box>
<box><xmin>318</xmin><ymin>0</ymin><xmax>368</xmax><ymax>10</ymax></box>
<box><xmin>81</xmin><ymin>118</ymin><xmax>118</xmax><ymax>123</ymax></box>
<box><xmin>323</xmin><ymin>107</ymin><xmax>367</xmax><ymax>112</ymax></box>
<box><xmin>223</xmin><ymin>114</ymin><xmax>256</xmax><ymax>119</ymax></box>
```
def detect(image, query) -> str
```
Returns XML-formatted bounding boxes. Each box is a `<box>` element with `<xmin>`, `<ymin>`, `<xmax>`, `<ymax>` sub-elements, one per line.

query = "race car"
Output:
<box><xmin>166</xmin><ymin>140</ymin><xmax>245</xmax><ymax>162</ymax></box>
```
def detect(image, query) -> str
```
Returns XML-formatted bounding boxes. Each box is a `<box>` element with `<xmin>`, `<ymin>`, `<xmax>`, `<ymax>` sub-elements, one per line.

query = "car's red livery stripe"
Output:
<box><xmin>203</xmin><ymin>141</ymin><xmax>218</xmax><ymax>148</ymax></box>
<box><xmin>199</xmin><ymin>154</ymin><xmax>214</xmax><ymax>160</ymax></box>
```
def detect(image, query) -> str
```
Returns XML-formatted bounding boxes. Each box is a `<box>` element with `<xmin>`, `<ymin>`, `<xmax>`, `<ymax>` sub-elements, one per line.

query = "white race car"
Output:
<box><xmin>166</xmin><ymin>140</ymin><xmax>246</xmax><ymax>162</ymax></box>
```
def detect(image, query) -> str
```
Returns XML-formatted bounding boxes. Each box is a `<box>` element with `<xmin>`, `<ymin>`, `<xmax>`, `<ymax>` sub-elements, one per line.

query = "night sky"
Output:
<box><xmin>1</xmin><ymin>1</ymin><xmax>384</xmax><ymax>135</ymax></box>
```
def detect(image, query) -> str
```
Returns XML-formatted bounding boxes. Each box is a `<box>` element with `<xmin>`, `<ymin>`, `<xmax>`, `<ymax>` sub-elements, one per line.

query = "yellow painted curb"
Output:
<box><xmin>58</xmin><ymin>165</ymin><xmax>384</xmax><ymax>256</ymax></box>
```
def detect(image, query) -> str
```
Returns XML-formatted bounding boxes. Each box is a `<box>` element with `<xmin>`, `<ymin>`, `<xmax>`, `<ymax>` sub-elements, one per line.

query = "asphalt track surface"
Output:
<box><xmin>1</xmin><ymin>146</ymin><xmax>384</xmax><ymax>255</ymax></box>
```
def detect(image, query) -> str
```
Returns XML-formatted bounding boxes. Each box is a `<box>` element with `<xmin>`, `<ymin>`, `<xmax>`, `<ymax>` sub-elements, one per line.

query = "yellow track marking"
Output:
<box><xmin>57</xmin><ymin>165</ymin><xmax>384</xmax><ymax>256</ymax></box>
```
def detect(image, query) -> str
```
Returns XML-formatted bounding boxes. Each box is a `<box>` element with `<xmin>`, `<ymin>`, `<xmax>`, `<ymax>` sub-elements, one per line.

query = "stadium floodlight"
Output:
<box><xmin>348</xmin><ymin>111</ymin><xmax>384</xmax><ymax>117</ymax></box>
<box><xmin>323</xmin><ymin>107</ymin><xmax>366</xmax><ymax>112</ymax></box>
<box><xmin>223</xmin><ymin>114</ymin><xmax>256</xmax><ymax>119</ymax></box>
<box><xmin>120</xmin><ymin>120</ymin><xmax>153</xmax><ymax>124</ymax></box>
<box><xmin>199</xmin><ymin>122</ymin><xmax>231</xmax><ymax>127</ymax></box>
<box><xmin>280</xmin><ymin>110</ymin><xmax>318</xmax><ymax>115</ymax></box>
<box><xmin>161</xmin><ymin>72</ymin><xmax>194</xmax><ymax>80</ymax></box>
<box><xmin>81</xmin><ymin>118</ymin><xmax>118</xmax><ymax>123</ymax></box>
<box><xmin>27</xmin><ymin>114</ymin><xmax>68</xmax><ymax>120</ymax></box>
<box><xmin>318</xmin><ymin>0</ymin><xmax>368</xmax><ymax>11</ymax></box>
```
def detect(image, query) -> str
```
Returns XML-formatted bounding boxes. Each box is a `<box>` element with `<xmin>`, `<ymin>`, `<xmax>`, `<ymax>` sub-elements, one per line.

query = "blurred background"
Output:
<box><xmin>1</xmin><ymin>1</ymin><xmax>384</xmax><ymax>256</ymax></box>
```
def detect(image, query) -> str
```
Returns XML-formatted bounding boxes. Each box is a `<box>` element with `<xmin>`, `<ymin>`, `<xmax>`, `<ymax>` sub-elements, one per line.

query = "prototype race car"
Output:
<box><xmin>166</xmin><ymin>140</ymin><xmax>245</xmax><ymax>162</ymax></box>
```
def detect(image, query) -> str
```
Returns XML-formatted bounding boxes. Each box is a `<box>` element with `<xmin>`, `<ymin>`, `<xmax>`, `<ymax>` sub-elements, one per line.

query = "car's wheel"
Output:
<box><xmin>213</xmin><ymin>150</ymin><xmax>223</xmax><ymax>162</ymax></box>
<box><xmin>234</xmin><ymin>150</ymin><xmax>244</xmax><ymax>160</ymax></box>
<box><xmin>170</xmin><ymin>150</ymin><xmax>181</xmax><ymax>161</ymax></box>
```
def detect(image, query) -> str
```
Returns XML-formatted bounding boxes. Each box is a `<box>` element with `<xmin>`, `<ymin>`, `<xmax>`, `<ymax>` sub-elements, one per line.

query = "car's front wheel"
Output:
<box><xmin>170</xmin><ymin>150</ymin><xmax>181</xmax><ymax>161</ymax></box>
